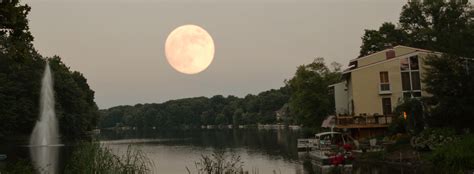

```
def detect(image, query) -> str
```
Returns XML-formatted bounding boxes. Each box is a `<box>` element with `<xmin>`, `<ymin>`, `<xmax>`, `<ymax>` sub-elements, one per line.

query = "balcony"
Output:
<box><xmin>379</xmin><ymin>83</ymin><xmax>391</xmax><ymax>95</ymax></box>
<box><xmin>335</xmin><ymin>114</ymin><xmax>394</xmax><ymax>129</ymax></box>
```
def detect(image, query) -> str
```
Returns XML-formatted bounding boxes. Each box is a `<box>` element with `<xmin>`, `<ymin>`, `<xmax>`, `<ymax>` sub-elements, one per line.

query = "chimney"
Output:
<box><xmin>386</xmin><ymin>50</ymin><xmax>395</xmax><ymax>59</ymax></box>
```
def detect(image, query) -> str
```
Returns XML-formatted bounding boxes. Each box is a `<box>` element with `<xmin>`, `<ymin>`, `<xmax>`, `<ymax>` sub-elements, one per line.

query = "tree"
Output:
<box><xmin>0</xmin><ymin>1</ymin><xmax>99</xmax><ymax>138</ymax></box>
<box><xmin>359</xmin><ymin>0</ymin><xmax>474</xmax><ymax>58</ymax></box>
<box><xmin>359</xmin><ymin>22</ymin><xmax>408</xmax><ymax>57</ymax></box>
<box><xmin>287</xmin><ymin>58</ymin><xmax>342</xmax><ymax>127</ymax></box>
<box><xmin>423</xmin><ymin>54</ymin><xmax>474</xmax><ymax>131</ymax></box>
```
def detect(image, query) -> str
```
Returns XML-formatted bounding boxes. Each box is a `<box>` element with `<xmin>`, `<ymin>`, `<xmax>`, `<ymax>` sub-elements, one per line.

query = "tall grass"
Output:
<box><xmin>187</xmin><ymin>150</ymin><xmax>282</xmax><ymax>174</ymax></box>
<box><xmin>65</xmin><ymin>142</ymin><xmax>152</xmax><ymax>174</ymax></box>
<box><xmin>187</xmin><ymin>150</ymin><xmax>244</xmax><ymax>174</ymax></box>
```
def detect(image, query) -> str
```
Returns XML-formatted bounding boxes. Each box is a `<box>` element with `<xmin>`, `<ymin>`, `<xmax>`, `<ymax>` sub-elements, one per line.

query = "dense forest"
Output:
<box><xmin>0</xmin><ymin>1</ymin><xmax>99</xmax><ymax>138</ymax></box>
<box><xmin>99</xmin><ymin>58</ymin><xmax>343</xmax><ymax>129</ymax></box>
<box><xmin>99</xmin><ymin>87</ymin><xmax>290</xmax><ymax>128</ymax></box>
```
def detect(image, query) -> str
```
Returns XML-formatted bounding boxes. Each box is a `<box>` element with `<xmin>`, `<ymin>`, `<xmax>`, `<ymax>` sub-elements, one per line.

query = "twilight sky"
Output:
<box><xmin>23</xmin><ymin>0</ymin><xmax>406</xmax><ymax>109</ymax></box>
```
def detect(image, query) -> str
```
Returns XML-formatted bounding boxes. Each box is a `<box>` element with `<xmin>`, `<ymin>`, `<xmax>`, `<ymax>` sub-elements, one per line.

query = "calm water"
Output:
<box><xmin>97</xmin><ymin>128</ymin><xmax>432</xmax><ymax>174</ymax></box>
<box><xmin>99</xmin><ymin>128</ymin><xmax>303</xmax><ymax>173</ymax></box>
<box><xmin>0</xmin><ymin>128</ymin><xmax>433</xmax><ymax>174</ymax></box>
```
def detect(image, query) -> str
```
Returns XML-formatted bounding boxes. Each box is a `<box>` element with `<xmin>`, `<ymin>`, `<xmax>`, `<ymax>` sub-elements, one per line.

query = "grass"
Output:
<box><xmin>64</xmin><ymin>142</ymin><xmax>153</xmax><ymax>174</ymax></box>
<box><xmin>187</xmin><ymin>150</ymin><xmax>281</xmax><ymax>174</ymax></box>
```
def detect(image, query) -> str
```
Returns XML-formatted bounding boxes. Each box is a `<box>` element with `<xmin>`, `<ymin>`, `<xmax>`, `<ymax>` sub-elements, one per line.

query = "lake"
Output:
<box><xmin>98</xmin><ymin>128</ymin><xmax>433</xmax><ymax>174</ymax></box>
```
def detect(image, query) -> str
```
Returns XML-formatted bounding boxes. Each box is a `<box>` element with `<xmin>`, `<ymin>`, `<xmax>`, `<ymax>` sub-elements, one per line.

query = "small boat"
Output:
<box><xmin>0</xmin><ymin>154</ymin><xmax>7</xmax><ymax>161</ymax></box>
<box><xmin>297</xmin><ymin>138</ymin><xmax>316</xmax><ymax>152</ymax></box>
<box><xmin>304</xmin><ymin>132</ymin><xmax>355</xmax><ymax>173</ymax></box>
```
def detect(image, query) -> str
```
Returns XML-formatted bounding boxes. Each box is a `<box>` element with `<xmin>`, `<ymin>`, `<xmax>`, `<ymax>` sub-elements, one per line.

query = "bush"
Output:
<box><xmin>410</xmin><ymin>128</ymin><xmax>458</xmax><ymax>151</ymax></box>
<box><xmin>387</xmin><ymin>117</ymin><xmax>407</xmax><ymax>135</ymax></box>
<box><xmin>394</xmin><ymin>98</ymin><xmax>425</xmax><ymax>135</ymax></box>
<box><xmin>430</xmin><ymin>134</ymin><xmax>474</xmax><ymax>173</ymax></box>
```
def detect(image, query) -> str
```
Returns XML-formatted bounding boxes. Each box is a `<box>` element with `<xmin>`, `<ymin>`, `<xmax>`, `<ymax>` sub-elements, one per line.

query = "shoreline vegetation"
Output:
<box><xmin>0</xmin><ymin>141</ymin><xmax>153</xmax><ymax>174</ymax></box>
<box><xmin>100</xmin><ymin>124</ymin><xmax>303</xmax><ymax>131</ymax></box>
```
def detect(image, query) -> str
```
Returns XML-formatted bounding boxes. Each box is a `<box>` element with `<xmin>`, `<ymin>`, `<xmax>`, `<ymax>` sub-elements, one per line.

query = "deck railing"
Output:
<box><xmin>335</xmin><ymin>115</ymin><xmax>395</xmax><ymax>128</ymax></box>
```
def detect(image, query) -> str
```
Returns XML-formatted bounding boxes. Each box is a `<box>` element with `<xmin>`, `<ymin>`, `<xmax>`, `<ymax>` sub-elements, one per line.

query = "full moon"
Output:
<box><xmin>165</xmin><ymin>25</ymin><xmax>215</xmax><ymax>74</ymax></box>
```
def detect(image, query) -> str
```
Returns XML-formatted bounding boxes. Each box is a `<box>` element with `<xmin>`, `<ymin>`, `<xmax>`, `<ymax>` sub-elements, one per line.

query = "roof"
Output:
<box><xmin>354</xmin><ymin>45</ymin><xmax>434</xmax><ymax>61</ymax></box>
<box><xmin>343</xmin><ymin>50</ymin><xmax>440</xmax><ymax>74</ymax></box>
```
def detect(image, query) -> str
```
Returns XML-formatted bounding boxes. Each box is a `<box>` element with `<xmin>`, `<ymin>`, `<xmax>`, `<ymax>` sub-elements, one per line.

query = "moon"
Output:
<box><xmin>165</xmin><ymin>25</ymin><xmax>215</xmax><ymax>74</ymax></box>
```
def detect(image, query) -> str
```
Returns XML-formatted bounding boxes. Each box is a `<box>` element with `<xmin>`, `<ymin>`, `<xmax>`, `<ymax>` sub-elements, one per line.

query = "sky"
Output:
<box><xmin>23</xmin><ymin>0</ymin><xmax>406</xmax><ymax>109</ymax></box>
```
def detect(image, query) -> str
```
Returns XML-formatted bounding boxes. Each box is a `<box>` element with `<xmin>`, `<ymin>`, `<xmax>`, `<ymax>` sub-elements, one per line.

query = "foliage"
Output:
<box><xmin>286</xmin><ymin>58</ymin><xmax>342</xmax><ymax>127</ymax></box>
<box><xmin>99</xmin><ymin>87</ymin><xmax>290</xmax><ymax>128</ymax></box>
<box><xmin>0</xmin><ymin>0</ymin><xmax>99</xmax><ymax>138</ymax></box>
<box><xmin>393</xmin><ymin>98</ymin><xmax>425</xmax><ymax>134</ymax></box>
<box><xmin>359</xmin><ymin>0</ymin><xmax>474</xmax><ymax>58</ymax></box>
<box><xmin>410</xmin><ymin>128</ymin><xmax>458</xmax><ymax>151</ymax></box>
<box><xmin>359</xmin><ymin>22</ymin><xmax>408</xmax><ymax>57</ymax></box>
<box><xmin>423</xmin><ymin>54</ymin><xmax>474</xmax><ymax>131</ymax></box>
<box><xmin>387</xmin><ymin>117</ymin><xmax>407</xmax><ymax>135</ymax></box>
<box><xmin>188</xmin><ymin>150</ymin><xmax>244</xmax><ymax>174</ymax></box>
<box><xmin>0</xmin><ymin>159</ymin><xmax>35</xmax><ymax>174</ymax></box>
<box><xmin>65</xmin><ymin>142</ymin><xmax>152</xmax><ymax>174</ymax></box>
<box><xmin>430</xmin><ymin>134</ymin><xmax>474</xmax><ymax>173</ymax></box>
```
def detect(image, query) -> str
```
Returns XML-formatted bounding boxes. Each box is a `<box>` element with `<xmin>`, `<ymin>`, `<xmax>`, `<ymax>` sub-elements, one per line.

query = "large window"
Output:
<box><xmin>400</xmin><ymin>55</ymin><xmax>421</xmax><ymax>98</ymax></box>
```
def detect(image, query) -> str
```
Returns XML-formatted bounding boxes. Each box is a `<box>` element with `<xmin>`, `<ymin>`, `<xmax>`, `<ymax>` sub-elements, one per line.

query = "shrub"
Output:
<box><xmin>410</xmin><ymin>128</ymin><xmax>458</xmax><ymax>151</ymax></box>
<box><xmin>430</xmin><ymin>134</ymin><xmax>474</xmax><ymax>173</ymax></box>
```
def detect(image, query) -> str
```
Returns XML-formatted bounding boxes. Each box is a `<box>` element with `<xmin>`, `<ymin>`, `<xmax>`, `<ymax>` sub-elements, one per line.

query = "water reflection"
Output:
<box><xmin>99</xmin><ymin>128</ymin><xmax>435</xmax><ymax>174</ymax></box>
<box><xmin>0</xmin><ymin>128</ymin><xmax>435</xmax><ymax>173</ymax></box>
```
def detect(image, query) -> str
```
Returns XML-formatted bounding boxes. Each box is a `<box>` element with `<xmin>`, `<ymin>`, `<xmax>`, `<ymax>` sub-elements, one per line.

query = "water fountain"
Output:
<box><xmin>29</xmin><ymin>62</ymin><xmax>60</xmax><ymax>174</ymax></box>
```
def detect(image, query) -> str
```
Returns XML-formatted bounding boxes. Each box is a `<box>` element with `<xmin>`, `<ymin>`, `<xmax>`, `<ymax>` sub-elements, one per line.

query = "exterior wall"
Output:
<box><xmin>350</xmin><ymin>51</ymin><xmax>432</xmax><ymax>116</ymax></box>
<box><xmin>332</xmin><ymin>82</ymin><xmax>349</xmax><ymax>115</ymax></box>
<box><xmin>351</xmin><ymin>58</ymin><xmax>402</xmax><ymax>115</ymax></box>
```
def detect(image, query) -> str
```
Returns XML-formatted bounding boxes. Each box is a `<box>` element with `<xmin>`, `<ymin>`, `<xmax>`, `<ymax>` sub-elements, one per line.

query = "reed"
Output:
<box><xmin>65</xmin><ymin>142</ymin><xmax>152</xmax><ymax>174</ymax></box>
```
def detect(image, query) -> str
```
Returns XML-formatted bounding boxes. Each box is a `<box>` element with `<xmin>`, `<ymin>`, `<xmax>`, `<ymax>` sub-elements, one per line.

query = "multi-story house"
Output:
<box><xmin>329</xmin><ymin>45</ymin><xmax>439</xmax><ymax>139</ymax></box>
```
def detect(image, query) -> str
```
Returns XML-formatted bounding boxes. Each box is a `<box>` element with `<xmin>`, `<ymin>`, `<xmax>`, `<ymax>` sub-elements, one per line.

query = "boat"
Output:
<box><xmin>297</xmin><ymin>138</ymin><xmax>316</xmax><ymax>152</ymax></box>
<box><xmin>303</xmin><ymin>132</ymin><xmax>355</xmax><ymax>173</ymax></box>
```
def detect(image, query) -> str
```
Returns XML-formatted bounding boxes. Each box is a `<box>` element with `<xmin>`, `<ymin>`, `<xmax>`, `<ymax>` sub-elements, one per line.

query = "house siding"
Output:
<box><xmin>348</xmin><ymin>48</ymin><xmax>433</xmax><ymax>116</ymax></box>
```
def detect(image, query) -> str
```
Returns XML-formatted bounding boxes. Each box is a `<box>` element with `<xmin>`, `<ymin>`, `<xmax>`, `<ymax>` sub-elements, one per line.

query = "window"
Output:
<box><xmin>379</xmin><ymin>72</ymin><xmax>390</xmax><ymax>91</ymax></box>
<box><xmin>382</xmin><ymin>98</ymin><xmax>392</xmax><ymax>115</ymax></box>
<box><xmin>410</xmin><ymin>56</ymin><xmax>419</xmax><ymax>70</ymax></box>
<box><xmin>401</xmin><ymin>72</ymin><xmax>411</xmax><ymax>91</ymax></box>
<box><xmin>411</xmin><ymin>72</ymin><xmax>421</xmax><ymax>90</ymax></box>
<box><xmin>403</xmin><ymin>91</ymin><xmax>421</xmax><ymax>98</ymax></box>
<box><xmin>400</xmin><ymin>55</ymin><xmax>422</xmax><ymax>98</ymax></box>
<box><xmin>380</xmin><ymin>72</ymin><xmax>389</xmax><ymax>83</ymax></box>
<box><xmin>400</xmin><ymin>58</ymin><xmax>409</xmax><ymax>71</ymax></box>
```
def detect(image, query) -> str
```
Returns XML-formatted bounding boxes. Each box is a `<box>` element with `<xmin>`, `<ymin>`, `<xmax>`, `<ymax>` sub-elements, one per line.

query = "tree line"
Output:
<box><xmin>98</xmin><ymin>59</ymin><xmax>343</xmax><ymax>129</ymax></box>
<box><xmin>99</xmin><ymin>87</ymin><xmax>290</xmax><ymax>128</ymax></box>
